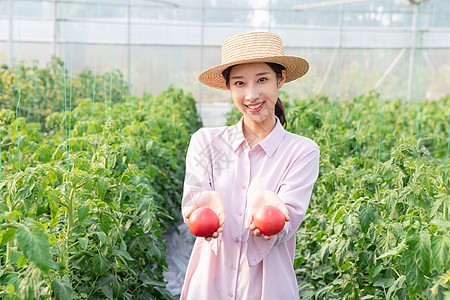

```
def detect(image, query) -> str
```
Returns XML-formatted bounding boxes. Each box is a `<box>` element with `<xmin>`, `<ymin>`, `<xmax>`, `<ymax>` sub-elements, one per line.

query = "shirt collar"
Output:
<box><xmin>230</xmin><ymin>116</ymin><xmax>286</xmax><ymax>157</ymax></box>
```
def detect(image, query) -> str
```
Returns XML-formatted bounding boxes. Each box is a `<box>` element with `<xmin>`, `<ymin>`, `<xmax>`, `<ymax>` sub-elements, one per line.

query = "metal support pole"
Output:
<box><xmin>127</xmin><ymin>0</ymin><xmax>131</xmax><ymax>87</ymax></box>
<box><xmin>8</xmin><ymin>0</ymin><xmax>13</xmax><ymax>67</ymax></box>
<box><xmin>407</xmin><ymin>5</ymin><xmax>417</xmax><ymax>102</ymax></box>
<box><xmin>335</xmin><ymin>3</ymin><xmax>344</xmax><ymax>98</ymax></box>
<box><xmin>199</xmin><ymin>0</ymin><xmax>205</xmax><ymax>105</ymax></box>
<box><xmin>54</xmin><ymin>0</ymin><xmax>58</xmax><ymax>57</ymax></box>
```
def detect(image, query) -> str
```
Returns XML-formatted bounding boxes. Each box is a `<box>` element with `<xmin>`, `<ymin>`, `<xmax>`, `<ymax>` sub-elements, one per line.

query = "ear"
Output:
<box><xmin>278</xmin><ymin>70</ymin><xmax>286</xmax><ymax>89</ymax></box>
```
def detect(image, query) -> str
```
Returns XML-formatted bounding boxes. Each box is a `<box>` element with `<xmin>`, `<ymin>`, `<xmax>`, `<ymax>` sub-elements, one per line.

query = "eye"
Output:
<box><xmin>258</xmin><ymin>77</ymin><xmax>267</xmax><ymax>83</ymax></box>
<box><xmin>233</xmin><ymin>81</ymin><xmax>244</xmax><ymax>86</ymax></box>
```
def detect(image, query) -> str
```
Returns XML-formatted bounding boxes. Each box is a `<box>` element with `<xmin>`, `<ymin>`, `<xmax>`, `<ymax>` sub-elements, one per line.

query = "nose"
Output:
<box><xmin>245</xmin><ymin>83</ymin><xmax>260</xmax><ymax>103</ymax></box>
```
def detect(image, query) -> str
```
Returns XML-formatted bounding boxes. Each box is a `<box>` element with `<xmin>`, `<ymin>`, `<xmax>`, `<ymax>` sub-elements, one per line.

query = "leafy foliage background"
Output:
<box><xmin>227</xmin><ymin>92</ymin><xmax>450</xmax><ymax>299</ymax></box>
<box><xmin>0</xmin><ymin>60</ymin><xmax>202</xmax><ymax>299</ymax></box>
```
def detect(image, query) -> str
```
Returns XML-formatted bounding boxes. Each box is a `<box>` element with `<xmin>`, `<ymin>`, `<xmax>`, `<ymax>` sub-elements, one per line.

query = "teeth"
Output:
<box><xmin>248</xmin><ymin>103</ymin><xmax>263</xmax><ymax>109</ymax></box>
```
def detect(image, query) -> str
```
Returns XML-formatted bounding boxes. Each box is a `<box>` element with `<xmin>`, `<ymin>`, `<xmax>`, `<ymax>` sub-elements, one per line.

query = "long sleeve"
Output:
<box><xmin>247</xmin><ymin>147</ymin><xmax>320</xmax><ymax>267</ymax></box>
<box><xmin>181</xmin><ymin>129</ymin><xmax>214</xmax><ymax>222</ymax></box>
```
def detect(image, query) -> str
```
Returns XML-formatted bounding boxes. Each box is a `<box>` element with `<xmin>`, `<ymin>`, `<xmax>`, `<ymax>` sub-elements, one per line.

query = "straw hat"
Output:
<box><xmin>199</xmin><ymin>31</ymin><xmax>309</xmax><ymax>90</ymax></box>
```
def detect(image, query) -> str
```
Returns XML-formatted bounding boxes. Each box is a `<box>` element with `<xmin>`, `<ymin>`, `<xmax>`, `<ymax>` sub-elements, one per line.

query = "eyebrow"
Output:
<box><xmin>230</xmin><ymin>72</ymin><xmax>271</xmax><ymax>80</ymax></box>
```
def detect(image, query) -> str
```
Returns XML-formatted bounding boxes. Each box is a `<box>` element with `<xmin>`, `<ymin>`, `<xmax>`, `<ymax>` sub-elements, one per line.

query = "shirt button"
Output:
<box><xmin>242</xmin><ymin>185</ymin><xmax>246</xmax><ymax>190</ymax></box>
<box><xmin>238</xmin><ymin>211</ymin><xmax>243</xmax><ymax>216</ymax></box>
<box><xmin>228</xmin><ymin>292</ymin><xmax>234</xmax><ymax>297</ymax></box>
<box><xmin>232</xmin><ymin>265</ymin><xmax>237</xmax><ymax>270</ymax></box>
<box><xmin>246</xmin><ymin>160</ymin><xmax>250</xmax><ymax>165</ymax></box>
<box><xmin>234</xmin><ymin>237</ymin><xmax>239</xmax><ymax>243</ymax></box>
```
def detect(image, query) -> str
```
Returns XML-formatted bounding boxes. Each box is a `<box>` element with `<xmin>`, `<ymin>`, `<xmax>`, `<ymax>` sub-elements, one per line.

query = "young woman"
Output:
<box><xmin>181</xmin><ymin>31</ymin><xmax>320</xmax><ymax>300</ymax></box>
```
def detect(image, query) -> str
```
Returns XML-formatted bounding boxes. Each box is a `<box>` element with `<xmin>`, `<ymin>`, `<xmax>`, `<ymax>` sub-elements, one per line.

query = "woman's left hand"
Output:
<box><xmin>245</xmin><ymin>190</ymin><xmax>290</xmax><ymax>240</ymax></box>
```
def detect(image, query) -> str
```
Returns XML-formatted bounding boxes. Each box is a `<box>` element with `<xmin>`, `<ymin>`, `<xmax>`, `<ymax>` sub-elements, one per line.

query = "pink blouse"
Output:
<box><xmin>180</xmin><ymin>116</ymin><xmax>320</xmax><ymax>300</ymax></box>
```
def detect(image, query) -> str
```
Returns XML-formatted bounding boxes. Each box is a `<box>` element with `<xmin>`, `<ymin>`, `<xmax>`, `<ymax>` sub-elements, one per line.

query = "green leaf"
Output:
<box><xmin>431</xmin><ymin>219</ymin><xmax>450</xmax><ymax>228</ymax></box>
<box><xmin>373</xmin><ymin>277</ymin><xmax>395</xmax><ymax>289</ymax></box>
<box><xmin>294</xmin><ymin>255</ymin><xmax>304</xmax><ymax>269</ymax></box>
<box><xmin>340</xmin><ymin>262</ymin><xmax>352</xmax><ymax>271</ymax></box>
<box><xmin>400</xmin><ymin>248</ymin><xmax>414</xmax><ymax>266</ymax></box>
<box><xmin>358</xmin><ymin>204</ymin><xmax>377</xmax><ymax>234</ymax></box>
<box><xmin>334</xmin><ymin>223</ymin><xmax>343</xmax><ymax>235</ymax></box>
<box><xmin>96</xmin><ymin>178</ymin><xmax>108</xmax><ymax>199</ymax></box>
<box><xmin>51</xmin><ymin>279</ymin><xmax>76</xmax><ymax>300</ymax></box>
<box><xmin>141</xmin><ymin>210</ymin><xmax>153</xmax><ymax>234</ymax></box>
<box><xmin>84</xmin><ymin>176</ymin><xmax>93</xmax><ymax>192</ymax></box>
<box><xmin>431</xmin><ymin>235</ymin><xmax>450</xmax><ymax>273</ymax></box>
<box><xmin>407</xmin><ymin>234</ymin><xmax>420</xmax><ymax>250</ymax></box>
<box><xmin>149</xmin><ymin>241</ymin><xmax>161</xmax><ymax>261</ymax></box>
<box><xmin>333</xmin><ymin>208</ymin><xmax>345</xmax><ymax>224</ymax></box>
<box><xmin>79</xmin><ymin>237</ymin><xmax>88</xmax><ymax>250</ymax></box>
<box><xmin>0</xmin><ymin>201</ymin><xmax>9</xmax><ymax>212</ymax></box>
<box><xmin>416</xmin><ymin>231</ymin><xmax>432</xmax><ymax>274</ymax></box>
<box><xmin>101</xmin><ymin>285</ymin><xmax>113</xmax><ymax>299</ymax></box>
<box><xmin>386</xmin><ymin>275</ymin><xmax>406</xmax><ymax>300</ymax></box>
<box><xmin>100</xmin><ymin>213</ymin><xmax>113</xmax><ymax>234</ymax></box>
<box><xmin>17</xmin><ymin>255</ymin><xmax>28</xmax><ymax>268</ymax></box>
<box><xmin>93</xmin><ymin>254</ymin><xmax>110</xmax><ymax>275</ymax></box>
<box><xmin>16</xmin><ymin>226</ymin><xmax>51</xmax><ymax>273</ymax></box>
<box><xmin>16</xmin><ymin>182</ymin><xmax>34</xmax><ymax>201</ymax></box>
<box><xmin>360</xmin><ymin>296</ymin><xmax>375</xmax><ymax>300</ymax></box>
<box><xmin>146</xmin><ymin>140</ymin><xmax>153</xmax><ymax>151</ymax></box>
<box><xmin>320</xmin><ymin>241</ymin><xmax>332</xmax><ymax>263</ymax></box>
<box><xmin>369</xmin><ymin>264</ymin><xmax>383</xmax><ymax>281</ymax></box>
<box><xmin>116</xmin><ymin>249</ymin><xmax>134</xmax><ymax>262</ymax></box>
<box><xmin>71</xmin><ymin>175</ymin><xmax>83</xmax><ymax>190</ymax></box>
<box><xmin>96</xmin><ymin>231</ymin><xmax>106</xmax><ymax>244</ymax></box>
<box><xmin>405</xmin><ymin>260</ymin><xmax>425</xmax><ymax>294</ymax></box>
<box><xmin>378</xmin><ymin>238</ymin><xmax>406</xmax><ymax>260</ymax></box>
<box><xmin>141</xmin><ymin>278</ymin><xmax>166</xmax><ymax>288</ymax></box>
<box><xmin>431</xmin><ymin>196</ymin><xmax>445</xmax><ymax>216</ymax></box>
<box><xmin>77</xmin><ymin>204</ymin><xmax>90</xmax><ymax>223</ymax></box>
<box><xmin>169</xmin><ymin>156</ymin><xmax>177</xmax><ymax>170</ymax></box>
<box><xmin>0</xmin><ymin>228</ymin><xmax>17</xmax><ymax>246</ymax></box>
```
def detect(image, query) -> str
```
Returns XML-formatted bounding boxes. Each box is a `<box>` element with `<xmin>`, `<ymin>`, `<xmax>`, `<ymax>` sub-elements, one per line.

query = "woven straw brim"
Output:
<box><xmin>199</xmin><ymin>56</ymin><xmax>309</xmax><ymax>90</ymax></box>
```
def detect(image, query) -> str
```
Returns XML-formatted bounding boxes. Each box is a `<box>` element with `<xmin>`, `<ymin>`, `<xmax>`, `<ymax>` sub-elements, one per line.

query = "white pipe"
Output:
<box><xmin>8</xmin><ymin>0</ymin><xmax>13</xmax><ymax>67</ymax></box>
<box><xmin>293</xmin><ymin>0</ymin><xmax>368</xmax><ymax>10</ymax></box>
<box><xmin>373</xmin><ymin>47</ymin><xmax>407</xmax><ymax>90</ymax></box>
<box><xmin>407</xmin><ymin>5</ymin><xmax>418</xmax><ymax>102</ymax></box>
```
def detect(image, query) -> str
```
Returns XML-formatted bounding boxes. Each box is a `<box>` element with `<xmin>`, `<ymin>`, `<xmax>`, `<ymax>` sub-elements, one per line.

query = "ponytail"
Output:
<box><xmin>275</xmin><ymin>98</ymin><xmax>287</xmax><ymax>129</ymax></box>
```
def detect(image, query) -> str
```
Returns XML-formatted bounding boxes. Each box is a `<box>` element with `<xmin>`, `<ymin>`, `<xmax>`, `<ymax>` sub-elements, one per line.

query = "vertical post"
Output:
<box><xmin>54</xmin><ymin>0</ymin><xmax>58</xmax><ymax>57</ymax></box>
<box><xmin>335</xmin><ymin>2</ymin><xmax>344</xmax><ymax>98</ymax></box>
<box><xmin>8</xmin><ymin>0</ymin><xmax>13</xmax><ymax>67</ymax></box>
<box><xmin>127</xmin><ymin>0</ymin><xmax>131</xmax><ymax>87</ymax></box>
<box><xmin>331</xmin><ymin>3</ymin><xmax>344</xmax><ymax>148</ymax></box>
<box><xmin>199</xmin><ymin>0</ymin><xmax>205</xmax><ymax>105</ymax></box>
<box><xmin>407</xmin><ymin>5</ymin><xmax>417</xmax><ymax>102</ymax></box>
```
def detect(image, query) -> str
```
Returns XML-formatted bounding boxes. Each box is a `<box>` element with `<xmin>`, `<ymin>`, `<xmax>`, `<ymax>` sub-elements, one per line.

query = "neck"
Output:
<box><xmin>242</xmin><ymin>115</ymin><xmax>276</xmax><ymax>148</ymax></box>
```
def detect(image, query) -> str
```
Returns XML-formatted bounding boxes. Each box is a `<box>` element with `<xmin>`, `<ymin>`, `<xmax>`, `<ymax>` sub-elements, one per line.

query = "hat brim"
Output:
<box><xmin>198</xmin><ymin>56</ymin><xmax>309</xmax><ymax>90</ymax></box>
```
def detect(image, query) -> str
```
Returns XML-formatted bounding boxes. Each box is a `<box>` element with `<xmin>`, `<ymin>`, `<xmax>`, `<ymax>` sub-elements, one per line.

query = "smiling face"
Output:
<box><xmin>228</xmin><ymin>62</ymin><xmax>286</xmax><ymax>129</ymax></box>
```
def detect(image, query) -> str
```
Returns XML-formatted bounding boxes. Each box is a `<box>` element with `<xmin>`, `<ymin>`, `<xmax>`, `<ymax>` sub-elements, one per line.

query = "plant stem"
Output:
<box><xmin>68</xmin><ymin>187</ymin><xmax>75</xmax><ymax>231</ymax></box>
<box><xmin>444</xmin><ymin>201</ymin><xmax>448</xmax><ymax>221</ymax></box>
<box><xmin>6</xmin><ymin>241</ymin><xmax>11</xmax><ymax>264</ymax></box>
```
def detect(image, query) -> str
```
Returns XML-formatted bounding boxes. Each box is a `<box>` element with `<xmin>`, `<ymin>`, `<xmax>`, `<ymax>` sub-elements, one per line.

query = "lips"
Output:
<box><xmin>245</xmin><ymin>102</ymin><xmax>264</xmax><ymax>113</ymax></box>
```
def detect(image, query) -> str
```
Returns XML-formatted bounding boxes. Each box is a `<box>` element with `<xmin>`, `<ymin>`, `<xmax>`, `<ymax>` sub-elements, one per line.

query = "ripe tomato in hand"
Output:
<box><xmin>188</xmin><ymin>207</ymin><xmax>219</xmax><ymax>237</ymax></box>
<box><xmin>253</xmin><ymin>206</ymin><xmax>286</xmax><ymax>236</ymax></box>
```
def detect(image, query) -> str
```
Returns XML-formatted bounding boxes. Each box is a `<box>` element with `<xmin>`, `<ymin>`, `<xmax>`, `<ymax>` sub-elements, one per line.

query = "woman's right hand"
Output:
<box><xmin>185</xmin><ymin>191</ymin><xmax>225</xmax><ymax>241</ymax></box>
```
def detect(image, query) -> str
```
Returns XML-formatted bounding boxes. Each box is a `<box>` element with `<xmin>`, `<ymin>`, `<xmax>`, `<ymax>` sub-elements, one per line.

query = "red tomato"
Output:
<box><xmin>188</xmin><ymin>207</ymin><xmax>219</xmax><ymax>237</ymax></box>
<box><xmin>253</xmin><ymin>206</ymin><xmax>286</xmax><ymax>236</ymax></box>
